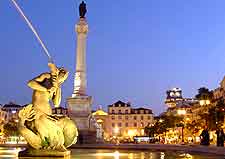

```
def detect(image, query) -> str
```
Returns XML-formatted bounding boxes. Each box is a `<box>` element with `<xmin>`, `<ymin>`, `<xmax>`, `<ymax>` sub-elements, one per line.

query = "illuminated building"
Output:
<box><xmin>92</xmin><ymin>108</ymin><xmax>108</xmax><ymax>142</ymax></box>
<box><xmin>165</xmin><ymin>88</ymin><xmax>198</xmax><ymax>109</ymax></box>
<box><xmin>165</xmin><ymin>88</ymin><xmax>183</xmax><ymax>108</ymax></box>
<box><xmin>1</xmin><ymin>102</ymin><xmax>24</xmax><ymax>123</ymax></box>
<box><xmin>213</xmin><ymin>76</ymin><xmax>225</xmax><ymax>100</ymax></box>
<box><xmin>107</xmin><ymin>101</ymin><xmax>154</xmax><ymax>140</ymax></box>
<box><xmin>92</xmin><ymin>101</ymin><xmax>154</xmax><ymax>141</ymax></box>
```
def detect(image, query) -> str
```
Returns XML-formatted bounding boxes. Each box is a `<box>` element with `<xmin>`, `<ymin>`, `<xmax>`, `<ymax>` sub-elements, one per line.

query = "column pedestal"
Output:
<box><xmin>67</xmin><ymin>96</ymin><xmax>96</xmax><ymax>144</ymax></box>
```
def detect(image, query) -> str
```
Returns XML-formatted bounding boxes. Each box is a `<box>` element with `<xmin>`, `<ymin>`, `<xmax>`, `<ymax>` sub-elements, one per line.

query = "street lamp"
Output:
<box><xmin>177</xmin><ymin>109</ymin><xmax>186</xmax><ymax>143</ymax></box>
<box><xmin>199</xmin><ymin>100</ymin><xmax>211</xmax><ymax>126</ymax></box>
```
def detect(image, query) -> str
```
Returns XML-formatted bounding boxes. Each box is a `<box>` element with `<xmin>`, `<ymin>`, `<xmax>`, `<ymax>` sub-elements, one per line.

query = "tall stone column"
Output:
<box><xmin>66</xmin><ymin>1</ymin><xmax>96</xmax><ymax>144</ymax></box>
<box><xmin>73</xmin><ymin>18</ymin><xmax>88</xmax><ymax>97</ymax></box>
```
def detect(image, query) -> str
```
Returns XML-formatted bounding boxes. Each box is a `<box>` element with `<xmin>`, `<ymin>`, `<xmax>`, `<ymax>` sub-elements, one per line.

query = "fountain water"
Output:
<box><xmin>10</xmin><ymin>0</ymin><xmax>53</xmax><ymax>62</ymax></box>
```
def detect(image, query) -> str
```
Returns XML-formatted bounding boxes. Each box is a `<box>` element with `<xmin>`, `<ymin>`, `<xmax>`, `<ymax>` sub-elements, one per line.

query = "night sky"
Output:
<box><xmin>1</xmin><ymin>0</ymin><xmax>225</xmax><ymax>114</ymax></box>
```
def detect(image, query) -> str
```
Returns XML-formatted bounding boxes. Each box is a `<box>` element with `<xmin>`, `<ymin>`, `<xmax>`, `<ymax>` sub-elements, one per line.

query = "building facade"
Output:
<box><xmin>92</xmin><ymin>101</ymin><xmax>154</xmax><ymax>141</ymax></box>
<box><xmin>52</xmin><ymin>107</ymin><xmax>68</xmax><ymax>116</ymax></box>
<box><xmin>1</xmin><ymin>102</ymin><xmax>24</xmax><ymax>123</ymax></box>
<box><xmin>213</xmin><ymin>76</ymin><xmax>225</xmax><ymax>100</ymax></box>
<box><xmin>165</xmin><ymin>88</ymin><xmax>198</xmax><ymax>111</ymax></box>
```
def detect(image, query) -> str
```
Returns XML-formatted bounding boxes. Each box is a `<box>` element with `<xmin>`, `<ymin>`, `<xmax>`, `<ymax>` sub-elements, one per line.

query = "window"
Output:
<box><xmin>145</xmin><ymin>110</ymin><xmax>149</xmax><ymax>114</ymax></box>
<box><xmin>118</xmin><ymin>116</ymin><xmax>122</xmax><ymax>120</ymax></box>
<box><xmin>112</xmin><ymin>110</ymin><xmax>115</xmax><ymax>114</ymax></box>
<box><xmin>118</xmin><ymin>123</ymin><xmax>122</xmax><ymax>127</ymax></box>
<box><xmin>134</xmin><ymin>116</ymin><xmax>137</xmax><ymax>120</ymax></box>
<box><xmin>125</xmin><ymin>123</ymin><xmax>128</xmax><ymax>127</ymax></box>
<box><xmin>125</xmin><ymin>116</ymin><xmax>129</xmax><ymax>120</ymax></box>
<box><xmin>141</xmin><ymin>116</ymin><xmax>144</xmax><ymax>120</ymax></box>
<box><xmin>125</xmin><ymin>109</ymin><xmax>128</xmax><ymax>114</ymax></box>
<box><xmin>140</xmin><ymin>110</ymin><xmax>144</xmax><ymax>114</ymax></box>
<box><xmin>148</xmin><ymin>116</ymin><xmax>151</xmax><ymax>120</ymax></box>
<box><xmin>141</xmin><ymin>122</ymin><xmax>144</xmax><ymax>127</ymax></box>
<box><xmin>118</xmin><ymin>110</ymin><xmax>122</xmax><ymax>114</ymax></box>
<box><xmin>111</xmin><ymin>116</ymin><xmax>115</xmax><ymax>120</ymax></box>
<box><xmin>112</xmin><ymin>123</ymin><xmax>115</xmax><ymax>127</ymax></box>
<box><xmin>134</xmin><ymin>123</ymin><xmax>137</xmax><ymax>127</ymax></box>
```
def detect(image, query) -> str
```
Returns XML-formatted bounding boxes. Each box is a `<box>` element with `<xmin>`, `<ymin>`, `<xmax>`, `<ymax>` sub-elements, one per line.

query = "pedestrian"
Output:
<box><xmin>216</xmin><ymin>128</ymin><xmax>225</xmax><ymax>147</ymax></box>
<box><xmin>200</xmin><ymin>126</ymin><xmax>210</xmax><ymax>146</ymax></box>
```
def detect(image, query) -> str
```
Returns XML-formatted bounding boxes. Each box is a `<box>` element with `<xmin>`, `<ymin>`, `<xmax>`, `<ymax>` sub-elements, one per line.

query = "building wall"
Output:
<box><xmin>93</xmin><ymin>101</ymin><xmax>154</xmax><ymax>141</ymax></box>
<box><xmin>106</xmin><ymin>113</ymin><xmax>153</xmax><ymax>138</ymax></box>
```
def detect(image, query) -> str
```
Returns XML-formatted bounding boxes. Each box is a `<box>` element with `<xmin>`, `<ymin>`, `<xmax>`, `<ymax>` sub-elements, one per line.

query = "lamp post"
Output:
<box><xmin>177</xmin><ymin>109</ymin><xmax>186</xmax><ymax>144</ymax></box>
<box><xmin>199</xmin><ymin>100</ymin><xmax>211</xmax><ymax>127</ymax></box>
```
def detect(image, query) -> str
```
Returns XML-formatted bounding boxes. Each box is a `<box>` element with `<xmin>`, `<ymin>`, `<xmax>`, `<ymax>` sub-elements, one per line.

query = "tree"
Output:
<box><xmin>3</xmin><ymin>122</ymin><xmax>19</xmax><ymax>137</ymax></box>
<box><xmin>144</xmin><ymin>124</ymin><xmax>155</xmax><ymax>137</ymax></box>
<box><xmin>160</xmin><ymin>114</ymin><xmax>183</xmax><ymax>129</ymax></box>
<box><xmin>207</xmin><ymin>98</ymin><xmax>225</xmax><ymax>130</ymax></box>
<box><xmin>195</xmin><ymin>87</ymin><xmax>213</xmax><ymax>100</ymax></box>
<box><xmin>186</xmin><ymin>120</ymin><xmax>201</xmax><ymax>136</ymax></box>
<box><xmin>148</xmin><ymin>114</ymin><xmax>183</xmax><ymax>136</ymax></box>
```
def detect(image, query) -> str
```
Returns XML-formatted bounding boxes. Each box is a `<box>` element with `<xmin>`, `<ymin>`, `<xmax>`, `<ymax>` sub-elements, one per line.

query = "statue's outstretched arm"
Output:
<box><xmin>28</xmin><ymin>73</ymin><xmax>51</xmax><ymax>91</ymax></box>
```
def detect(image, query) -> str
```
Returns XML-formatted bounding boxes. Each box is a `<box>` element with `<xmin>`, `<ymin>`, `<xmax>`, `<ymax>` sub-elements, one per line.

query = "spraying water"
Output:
<box><xmin>10</xmin><ymin>0</ymin><xmax>53</xmax><ymax>62</ymax></box>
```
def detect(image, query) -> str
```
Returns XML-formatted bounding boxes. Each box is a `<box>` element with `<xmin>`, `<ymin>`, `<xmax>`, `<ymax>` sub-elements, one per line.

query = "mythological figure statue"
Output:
<box><xmin>79</xmin><ymin>1</ymin><xmax>87</xmax><ymax>18</ymax></box>
<box><xmin>18</xmin><ymin>63</ymin><xmax>78</xmax><ymax>151</ymax></box>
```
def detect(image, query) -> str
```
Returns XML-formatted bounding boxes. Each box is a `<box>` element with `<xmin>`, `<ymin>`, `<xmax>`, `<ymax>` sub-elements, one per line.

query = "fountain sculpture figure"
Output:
<box><xmin>18</xmin><ymin>63</ymin><xmax>78</xmax><ymax>156</ymax></box>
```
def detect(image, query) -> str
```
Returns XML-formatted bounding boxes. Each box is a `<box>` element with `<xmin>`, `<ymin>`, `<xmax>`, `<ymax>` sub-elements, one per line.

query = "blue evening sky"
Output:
<box><xmin>1</xmin><ymin>0</ymin><xmax>225</xmax><ymax>114</ymax></box>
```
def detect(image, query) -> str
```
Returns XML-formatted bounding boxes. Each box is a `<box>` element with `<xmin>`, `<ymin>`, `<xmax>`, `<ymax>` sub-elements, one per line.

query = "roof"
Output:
<box><xmin>92</xmin><ymin>109</ymin><xmax>108</xmax><ymax>116</ymax></box>
<box><xmin>2</xmin><ymin>103</ymin><xmax>22</xmax><ymax>108</ymax></box>
<box><xmin>108</xmin><ymin>100</ymin><xmax>131</xmax><ymax>107</ymax></box>
<box><xmin>176</xmin><ymin>101</ymin><xmax>192</xmax><ymax>108</ymax></box>
<box><xmin>131</xmin><ymin>107</ymin><xmax>153</xmax><ymax>114</ymax></box>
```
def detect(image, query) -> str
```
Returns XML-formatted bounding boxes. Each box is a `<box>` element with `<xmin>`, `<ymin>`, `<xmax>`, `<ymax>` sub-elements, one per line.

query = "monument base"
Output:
<box><xmin>77</xmin><ymin>130</ymin><xmax>97</xmax><ymax>144</ymax></box>
<box><xmin>67</xmin><ymin>96</ymin><xmax>97</xmax><ymax>144</ymax></box>
<box><xmin>18</xmin><ymin>148</ymin><xmax>70</xmax><ymax>157</ymax></box>
<box><xmin>67</xmin><ymin>96</ymin><xmax>93</xmax><ymax>130</ymax></box>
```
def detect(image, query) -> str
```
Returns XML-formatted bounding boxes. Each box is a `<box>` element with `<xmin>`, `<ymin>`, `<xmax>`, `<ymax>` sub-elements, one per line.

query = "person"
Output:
<box><xmin>216</xmin><ymin>128</ymin><xmax>225</xmax><ymax>147</ymax></box>
<box><xmin>200</xmin><ymin>126</ymin><xmax>210</xmax><ymax>146</ymax></box>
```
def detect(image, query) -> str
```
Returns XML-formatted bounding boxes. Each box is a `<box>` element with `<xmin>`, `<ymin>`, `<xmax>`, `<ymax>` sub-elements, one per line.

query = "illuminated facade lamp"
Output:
<box><xmin>128</xmin><ymin>129</ymin><xmax>137</xmax><ymax>137</ymax></box>
<box><xmin>199</xmin><ymin>100</ymin><xmax>211</xmax><ymax>106</ymax></box>
<box><xmin>199</xmin><ymin>100</ymin><xmax>205</xmax><ymax>106</ymax></box>
<box><xmin>114</xmin><ymin>127</ymin><xmax>119</xmax><ymax>134</ymax></box>
<box><xmin>205</xmin><ymin>100</ymin><xmax>210</xmax><ymax>105</ymax></box>
<box><xmin>177</xmin><ymin>109</ymin><xmax>186</xmax><ymax>115</ymax></box>
<box><xmin>159</xmin><ymin>119</ymin><xmax>163</xmax><ymax>123</ymax></box>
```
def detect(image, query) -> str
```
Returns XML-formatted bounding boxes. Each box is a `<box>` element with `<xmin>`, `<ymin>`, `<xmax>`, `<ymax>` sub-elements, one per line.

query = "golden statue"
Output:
<box><xmin>18</xmin><ymin>63</ymin><xmax>78</xmax><ymax>151</ymax></box>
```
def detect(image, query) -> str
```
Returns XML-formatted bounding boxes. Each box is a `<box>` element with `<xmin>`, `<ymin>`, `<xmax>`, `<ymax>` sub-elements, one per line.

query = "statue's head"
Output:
<box><xmin>58</xmin><ymin>68</ymin><xmax>69</xmax><ymax>84</ymax></box>
<box><xmin>48</xmin><ymin>62</ymin><xmax>58</xmax><ymax>75</ymax></box>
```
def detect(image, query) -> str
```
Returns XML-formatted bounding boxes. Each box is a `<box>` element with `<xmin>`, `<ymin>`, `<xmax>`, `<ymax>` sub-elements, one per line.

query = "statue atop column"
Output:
<box><xmin>79</xmin><ymin>1</ymin><xmax>87</xmax><ymax>18</ymax></box>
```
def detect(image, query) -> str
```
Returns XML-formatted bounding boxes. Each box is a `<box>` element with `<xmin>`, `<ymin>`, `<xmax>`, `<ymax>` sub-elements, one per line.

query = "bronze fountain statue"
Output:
<box><xmin>18</xmin><ymin>63</ymin><xmax>78</xmax><ymax>156</ymax></box>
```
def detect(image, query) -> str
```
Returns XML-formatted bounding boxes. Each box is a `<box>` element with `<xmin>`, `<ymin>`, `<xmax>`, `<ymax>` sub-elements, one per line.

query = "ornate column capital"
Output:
<box><xmin>75</xmin><ymin>18</ymin><xmax>88</xmax><ymax>34</ymax></box>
